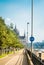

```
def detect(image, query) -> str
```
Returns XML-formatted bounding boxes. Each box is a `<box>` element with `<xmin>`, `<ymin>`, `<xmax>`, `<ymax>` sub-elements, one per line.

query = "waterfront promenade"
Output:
<box><xmin>0</xmin><ymin>49</ymin><xmax>29</xmax><ymax>65</ymax></box>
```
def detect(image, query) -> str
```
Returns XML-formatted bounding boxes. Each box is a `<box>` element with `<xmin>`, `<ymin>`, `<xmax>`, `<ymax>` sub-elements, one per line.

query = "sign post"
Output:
<box><xmin>29</xmin><ymin>0</ymin><xmax>35</xmax><ymax>60</ymax></box>
<box><xmin>30</xmin><ymin>37</ymin><xmax>34</xmax><ymax>42</ymax></box>
<box><xmin>30</xmin><ymin>36</ymin><xmax>35</xmax><ymax>59</ymax></box>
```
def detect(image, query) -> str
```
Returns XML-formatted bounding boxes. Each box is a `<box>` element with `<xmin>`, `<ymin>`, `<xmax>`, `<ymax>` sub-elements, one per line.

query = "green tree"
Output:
<box><xmin>0</xmin><ymin>17</ymin><xmax>24</xmax><ymax>49</ymax></box>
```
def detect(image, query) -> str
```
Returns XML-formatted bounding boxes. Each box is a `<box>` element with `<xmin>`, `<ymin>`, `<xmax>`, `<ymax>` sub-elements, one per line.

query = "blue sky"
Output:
<box><xmin>0</xmin><ymin>0</ymin><xmax>44</xmax><ymax>42</ymax></box>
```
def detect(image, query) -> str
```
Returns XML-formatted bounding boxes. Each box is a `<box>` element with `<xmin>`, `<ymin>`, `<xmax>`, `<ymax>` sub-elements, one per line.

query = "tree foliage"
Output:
<box><xmin>0</xmin><ymin>17</ymin><xmax>24</xmax><ymax>49</ymax></box>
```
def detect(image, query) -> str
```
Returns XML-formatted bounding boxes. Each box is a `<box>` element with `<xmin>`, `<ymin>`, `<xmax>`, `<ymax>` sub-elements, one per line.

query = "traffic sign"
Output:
<box><xmin>30</xmin><ymin>36</ymin><xmax>35</xmax><ymax>42</ymax></box>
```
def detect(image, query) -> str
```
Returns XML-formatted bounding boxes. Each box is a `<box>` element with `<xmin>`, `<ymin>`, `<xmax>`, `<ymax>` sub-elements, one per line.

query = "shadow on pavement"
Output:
<box><xmin>22</xmin><ymin>51</ymin><xmax>29</xmax><ymax>65</ymax></box>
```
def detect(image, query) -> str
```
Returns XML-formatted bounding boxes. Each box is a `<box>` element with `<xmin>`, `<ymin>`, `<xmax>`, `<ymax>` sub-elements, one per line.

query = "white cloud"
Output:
<box><xmin>5</xmin><ymin>18</ymin><xmax>14</xmax><ymax>26</ymax></box>
<box><xmin>6</xmin><ymin>18</ymin><xmax>11</xmax><ymax>21</ymax></box>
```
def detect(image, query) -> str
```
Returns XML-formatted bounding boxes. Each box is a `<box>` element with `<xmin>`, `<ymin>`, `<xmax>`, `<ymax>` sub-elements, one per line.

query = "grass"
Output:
<box><xmin>0</xmin><ymin>51</ymin><xmax>14</xmax><ymax>58</ymax></box>
<box><xmin>0</xmin><ymin>53</ymin><xmax>8</xmax><ymax>58</ymax></box>
<box><xmin>0</xmin><ymin>50</ymin><xmax>19</xmax><ymax>58</ymax></box>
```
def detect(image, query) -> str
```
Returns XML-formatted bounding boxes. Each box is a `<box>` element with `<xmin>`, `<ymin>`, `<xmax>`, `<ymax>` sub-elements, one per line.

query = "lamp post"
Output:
<box><xmin>27</xmin><ymin>22</ymin><xmax>29</xmax><ymax>46</ymax></box>
<box><xmin>31</xmin><ymin>0</ymin><xmax>33</xmax><ymax>59</ymax></box>
<box><xmin>29</xmin><ymin>0</ymin><xmax>35</xmax><ymax>60</ymax></box>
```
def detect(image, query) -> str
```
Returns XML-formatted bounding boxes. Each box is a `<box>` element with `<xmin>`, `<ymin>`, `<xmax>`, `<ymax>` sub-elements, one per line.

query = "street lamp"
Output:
<box><xmin>31</xmin><ymin>0</ymin><xmax>34</xmax><ymax>59</ymax></box>
<box><xmin>27</xmin><ymin>22</ymin><xmax>29</xmax><ymax>46</ymax></box>
<box><xmin>30</xmin><ymin>0</ymin><xmax>34</xmax><ymax>60</ymax></box>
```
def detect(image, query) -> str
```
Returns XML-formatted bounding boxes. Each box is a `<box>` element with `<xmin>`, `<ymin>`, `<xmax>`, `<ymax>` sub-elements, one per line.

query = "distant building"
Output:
<box><xmin>14</xmin><ymin>25</ymin><xmax>19</xmax><ymax>35</ymax></box>
<box><xmin>14</xmin><ymin>25</ymin><xmax>26</xmax><ymax>45</ymax></box>
<box><xmin>19</xmin><ymin>33</ymin><xmax>26</xmax><ymax>45</ymax></box>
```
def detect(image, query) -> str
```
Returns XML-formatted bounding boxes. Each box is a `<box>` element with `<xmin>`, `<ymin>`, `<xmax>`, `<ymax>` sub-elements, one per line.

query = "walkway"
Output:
<box><xmin>0</xmin><ymin>49</ymin><xmax>29</xmax><ymax>65</ymax></box>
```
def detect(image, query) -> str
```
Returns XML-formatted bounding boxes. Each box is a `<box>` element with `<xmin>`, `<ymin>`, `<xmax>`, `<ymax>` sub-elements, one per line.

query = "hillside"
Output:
<box><xmin>0</xmin><ymin>17</ymin><xmax>24</xmax><ymax>49</ymax></box>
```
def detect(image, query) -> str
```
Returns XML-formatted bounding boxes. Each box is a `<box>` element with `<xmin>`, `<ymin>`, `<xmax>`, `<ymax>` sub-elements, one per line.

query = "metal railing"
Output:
<box><xmin>26</xmin><ymin>49</ymin><xmax>44</xmax><ymax>65</ymax></box>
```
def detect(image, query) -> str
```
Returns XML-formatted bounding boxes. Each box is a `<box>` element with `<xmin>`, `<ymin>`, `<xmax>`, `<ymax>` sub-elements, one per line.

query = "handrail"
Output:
<box><xmin>26</xmin><ymin>49</ymin><xmax>44</xmax><ymax>65</ymax></box>
<box><xmin>26</xmin><ymin>50</ymin><xmax>34</xmax><ymax>65</ymax></box>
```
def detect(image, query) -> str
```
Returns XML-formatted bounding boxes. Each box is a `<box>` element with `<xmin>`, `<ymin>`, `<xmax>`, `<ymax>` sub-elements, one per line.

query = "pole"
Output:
<box><xmin>27</xmin><ymin>22</ymin><xmax>29</xmax><ymax>47</ymax></box>
<box><xmin>27</xmin><ymin>23</ymin><xmax>28</xmax><ymax>43</ymax></box>
<box><xmin>31</xmin><ymin>0</ymin><xmax>33</xmax><ymax>59</ymax></box>
<box><xmin>31</xmin><ymin>0</ymin><xmax>33</xmax><ymax>36</ymax></box>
